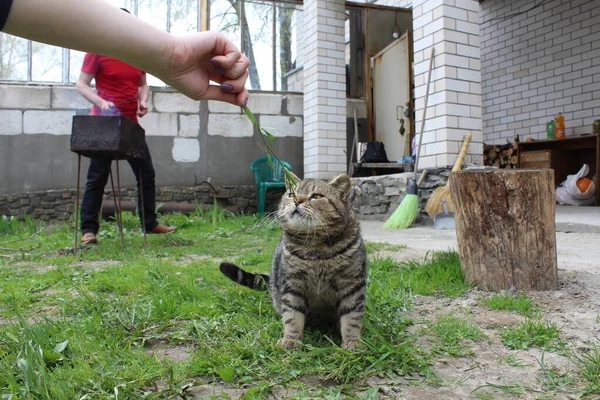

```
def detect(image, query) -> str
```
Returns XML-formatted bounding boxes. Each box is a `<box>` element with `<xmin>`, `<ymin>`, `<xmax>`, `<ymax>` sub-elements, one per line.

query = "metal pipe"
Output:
<box><xmin>272</xmin><ymin>0</ymin><xmax>277</xmax><ymax>91</ymax></box>
<box><xmin>115</xmin><ymin>161</ymin><xmax>125</xmax><ymax>250</ymax></box>
<box><xmin>138</xmin><ymin>167</ymin><xmax>147</xmax><ymax>246</ymax></box>
<box><xmin>74</xmin><ymin>154</ymin><xmax>81</xmax><ymax>255</ymax></box>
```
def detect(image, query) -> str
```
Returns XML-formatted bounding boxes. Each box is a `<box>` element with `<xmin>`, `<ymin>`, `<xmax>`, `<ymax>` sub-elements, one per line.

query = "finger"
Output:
<box><xmin>202</xmin><ymin>84</ymin><xmax>248</xmax><ymax>107</ymax></box>
<box><xmin>219</xmin><ymin>70</ymin><xmax>249</xmax><ymax>94</ymax></box>
<box><xmin>210</xmin><ymin>35</ymin><xmax>243</xmax><ymax>70</ymax></box>
<box><xmin>211</xmin><ymin>54</ymin><xmax>249</xmax><ymax>81</ymax></box>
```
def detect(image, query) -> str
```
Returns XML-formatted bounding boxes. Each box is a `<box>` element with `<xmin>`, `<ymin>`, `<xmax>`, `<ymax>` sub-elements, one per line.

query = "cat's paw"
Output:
<box><xmin>341</xmin><ymin>340</ymin><xmax>359</xmax><ymax>350</ymax></box>
<box><xmin>278</xmin><ymin>338</ymin><xmax>302</xmax><ymax>350</ymax></box>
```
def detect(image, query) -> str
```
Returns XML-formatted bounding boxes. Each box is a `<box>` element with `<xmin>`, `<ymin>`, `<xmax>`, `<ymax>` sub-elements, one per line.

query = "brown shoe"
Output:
<box><xmin>147</xmin><ymin>224</ymin><xmax>177</xmax><ymax>235</ymax></box>
<box><xmin>81</xmin><ymin>232</ymin><xmax>98</xmax><ymax>244</ymax></box>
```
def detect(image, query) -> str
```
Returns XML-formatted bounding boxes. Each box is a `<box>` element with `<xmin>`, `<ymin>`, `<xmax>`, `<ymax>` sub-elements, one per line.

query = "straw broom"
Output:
<box><xmin>424</xmin><ymin>133</ymin><xmax>472</xmax><ymax>217</ymax></box>
<box><xmin>383</xmin><ymin>47</ymin><xmax>435</xmax><ymax>230</ymax></box>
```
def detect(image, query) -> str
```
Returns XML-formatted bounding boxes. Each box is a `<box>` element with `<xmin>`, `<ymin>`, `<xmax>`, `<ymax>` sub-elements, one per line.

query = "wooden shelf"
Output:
<box><xmin>517</xmin><ymin>134</ymin><xmax>599</xmax><ymax>206</ymax></box>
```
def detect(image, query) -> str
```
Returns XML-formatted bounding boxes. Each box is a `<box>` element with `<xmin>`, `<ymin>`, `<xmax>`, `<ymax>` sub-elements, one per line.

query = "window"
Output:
<box><xmin>210</xmin><ymin>0</ymin><xmax>302</xmax><ymax>92</ymax></box>
<box><xmin>0</xmin><ymin>0</ymin><xmax>301</xmax><ymax>92</ymax></box>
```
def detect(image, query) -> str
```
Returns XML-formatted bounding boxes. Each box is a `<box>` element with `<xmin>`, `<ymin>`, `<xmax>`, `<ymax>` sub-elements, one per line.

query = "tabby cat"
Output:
<box><xmin>220</xmin><ymin>173</ymin><xmax>367</xmax><ymax>350</ymax></box>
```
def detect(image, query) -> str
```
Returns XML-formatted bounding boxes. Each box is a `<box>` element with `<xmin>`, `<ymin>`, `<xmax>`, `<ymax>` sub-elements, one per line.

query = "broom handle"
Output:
<box><xmin>413</xmin><ymin>47</ymin><xmax>435</xmax><ymax>181</ymax></box>
<box><xmin>452</xmin><ymin>133</ymin><xmax>472</xmax><ymax>172</ymax></box>
<box><xmin>417</xmin><ymin>169</ymin><xmax>429</xmax><ymax>187</ymax></box>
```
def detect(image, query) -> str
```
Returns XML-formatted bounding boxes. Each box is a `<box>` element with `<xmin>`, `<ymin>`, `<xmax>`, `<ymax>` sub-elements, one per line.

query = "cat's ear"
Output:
<box><xmin>329</xmin><ymin>174</ymin><xmax>352</xmax><ymax>202</ymax></box>
<box><xmin>284</xmin><ymin>171</ymin><xmax>301</xmax><ymax>191</ymax></box>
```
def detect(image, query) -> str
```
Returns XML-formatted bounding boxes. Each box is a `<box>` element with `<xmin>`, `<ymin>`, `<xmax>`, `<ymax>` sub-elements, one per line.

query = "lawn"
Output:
<box><xmin>0</xmin><ymin>210</ymin><xmax>599</xmax><ymax>399</ymax></box>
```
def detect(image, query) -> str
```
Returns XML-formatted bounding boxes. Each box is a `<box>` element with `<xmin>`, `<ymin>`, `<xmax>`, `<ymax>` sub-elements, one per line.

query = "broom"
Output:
<box><xmin>383</xmin><ymin>47</ymin><xmax>435</xmax><ymax>230</ymax></box>
<box><xmin>424</xmin><ymin>132</ymin><xmax>472</xmax><ymax>217</ymax></box>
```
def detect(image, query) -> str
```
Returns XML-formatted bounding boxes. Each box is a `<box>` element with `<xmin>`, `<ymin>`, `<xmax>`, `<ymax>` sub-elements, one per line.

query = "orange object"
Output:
<box><xmin>555</xmin><ymin>112</ymin><xmax>565</xmax><ymax>138</ymax></box>
<box><xmin>577</xmin><ymin>177</ymin><xmax>592</xmax><ymax>193</ymax></box>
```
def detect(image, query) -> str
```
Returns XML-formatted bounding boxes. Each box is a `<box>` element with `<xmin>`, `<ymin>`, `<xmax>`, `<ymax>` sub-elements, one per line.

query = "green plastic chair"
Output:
<box><xmin>250</xmin><ymin>156</ymin><xmax>292</xmax><ymax>217</ymax></box>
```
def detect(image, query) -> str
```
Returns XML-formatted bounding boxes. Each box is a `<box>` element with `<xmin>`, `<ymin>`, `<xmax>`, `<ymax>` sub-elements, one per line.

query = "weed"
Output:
<box><xmin>472</xmin><ymin>382</ymin><xmax>528</xmax><ymax>397</ymax></box>
<box><xmin>572</xmin><ymin>344</ymin><xmax>600</xmax><ymax>395</ymax></box>
<box><xmin>480</xmin><ymin>293</ymin><xmax>538</xmax><ymax>317</ymax></box>
<box><xmin>500</xmin><ymin>319</ymin><xmax>564</xmax><ymax>351</ymax></box>
<box><xmin>535</xmin><ymin>352</ymin><xmax>573</xmax><ymax>392</ymax></box>
<box><xmin>427</xmin><ymin>315</ymin><xmax>485</xmax><ymax>357</ymax></box>
<box><xmin>498</xmin><ymin>353</ymin><xmax>532</xmax><ymax>368</ymax></box>
<box><xmin>0</xmin><ymin>214</ymin><xmax>37</xmax><ymax>236</ymax></box>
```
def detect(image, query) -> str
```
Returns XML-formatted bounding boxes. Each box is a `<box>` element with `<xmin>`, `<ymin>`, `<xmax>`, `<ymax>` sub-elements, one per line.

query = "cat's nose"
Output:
<box><xmin>294</xmin><ymin>197</ymin><xmax>305</xmax><ymax>206</ymax></box>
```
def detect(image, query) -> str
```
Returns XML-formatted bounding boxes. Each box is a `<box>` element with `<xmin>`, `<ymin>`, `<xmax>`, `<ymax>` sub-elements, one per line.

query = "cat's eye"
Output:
<box><xmin>288</xmin><ymin>192</ymin><xmax>295</xmax><ymax>198</ymax></box>
<box><xmin>310</xmin><ymin>194</ymin><xmax>324</xmax><ymax>199</ymax></box>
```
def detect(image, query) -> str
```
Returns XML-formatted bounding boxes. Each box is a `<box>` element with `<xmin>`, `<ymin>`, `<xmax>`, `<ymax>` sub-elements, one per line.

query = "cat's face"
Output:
<box><xmin>278</xmin><ymin>174</ymin><xmax>352</xmax><ymax>235</ymax></box>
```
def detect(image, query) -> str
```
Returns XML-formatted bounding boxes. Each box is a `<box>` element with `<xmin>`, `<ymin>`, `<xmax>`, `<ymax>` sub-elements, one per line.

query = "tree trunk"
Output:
<box><xmin>278</xmin><ymin>5</ymin><xmax>294</xmax><ymax>91</ymax></box>
<box><xmin>450</xmin><ymin>169</ymin><xmax>558</xmax><ymax>291</ymax></box>
<box><xmin>227</xmin><ymin>0</ymin><xmax>261</xmax><ymax>90</ymax></box>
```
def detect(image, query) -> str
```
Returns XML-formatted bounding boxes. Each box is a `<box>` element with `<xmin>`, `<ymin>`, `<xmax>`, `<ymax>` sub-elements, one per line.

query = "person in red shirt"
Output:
<box><xmin>75</xmin><ymin>8</ymin><xmax>176</xmax><ymax>244</ymax></box>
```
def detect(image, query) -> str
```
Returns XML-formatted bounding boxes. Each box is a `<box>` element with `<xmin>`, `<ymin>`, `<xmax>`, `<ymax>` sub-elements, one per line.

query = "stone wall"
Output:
<box><xmin>0</xmin><ymin>184</ymin><xmax>285</xmax><ymax>223</ymax></box>
<box><xmin>0</xmin><ymin>170</ymin><xmax>451</xmax><ymax>225</ymax></box>
<box><xmin>351</xmin><ymin>170</ymin><xmax>448</xmax><ymax>223</ymax></box>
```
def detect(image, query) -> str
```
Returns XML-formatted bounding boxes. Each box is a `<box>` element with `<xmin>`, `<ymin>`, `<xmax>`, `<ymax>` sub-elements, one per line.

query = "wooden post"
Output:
<box><xmin>450</xmin><ymin>169</ymin><xmax>558</xmax><ymax>291</ymax></box>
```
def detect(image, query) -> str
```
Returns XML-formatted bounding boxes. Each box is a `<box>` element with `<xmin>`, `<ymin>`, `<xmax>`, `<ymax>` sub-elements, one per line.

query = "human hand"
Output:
<box><xmin>137</xmin><ymin>101</ymin><xmax>148</xmax><ymax>118</ymax></box>
<box><xmin>159</xmin><ymin>31</ymin><xmax>250</xmax><ymax>107</ymax></box>
<box><xmin>99</xmin><ymin>100</ymin><xmax>115</xmax><ymax>112</ymax></box>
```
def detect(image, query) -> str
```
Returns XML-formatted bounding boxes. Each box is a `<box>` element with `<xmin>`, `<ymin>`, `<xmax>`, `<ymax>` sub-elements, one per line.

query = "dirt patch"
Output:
<box><xmin>147</xmin><ymin>341</ymin><xmax>195</xmax><ymax>363</ymax></box>
<box><xmin>378</xmin><ymin>242</ymin><xmax>599</xmax><ymax>399</ymax></box>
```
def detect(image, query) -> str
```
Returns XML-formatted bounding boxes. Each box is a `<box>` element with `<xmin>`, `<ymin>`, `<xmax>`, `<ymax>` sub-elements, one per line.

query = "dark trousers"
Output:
<box><xmin>80</xmin><ymin>148</ymin><xmax>158</xmax><ymax>234</ymax></box>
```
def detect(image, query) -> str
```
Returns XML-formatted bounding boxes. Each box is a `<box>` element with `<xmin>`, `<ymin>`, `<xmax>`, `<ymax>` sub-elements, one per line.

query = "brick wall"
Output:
<box><xmin>303</xmin><ymin>0</ymin><xmax>348</xmax><ymax>179</ymax></box>
<box><xmin>412</xmin><ymin>0</ymin><xmax>483</xmax><ymax>168</ymax></box>
<box><xmin>480</xmin><ymin>0</ymin><xmax>600</xmax><ymax>143</ymax></box>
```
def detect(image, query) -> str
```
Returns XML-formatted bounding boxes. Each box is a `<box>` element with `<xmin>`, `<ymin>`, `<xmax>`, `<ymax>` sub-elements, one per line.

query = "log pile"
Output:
<box><xmin>483</xmin><ymin>142</ymin><xmax>519</xmax><ymax>168</ymax></box>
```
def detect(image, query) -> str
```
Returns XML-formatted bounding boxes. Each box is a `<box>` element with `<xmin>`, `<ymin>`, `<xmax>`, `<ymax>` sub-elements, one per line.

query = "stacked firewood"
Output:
<box><xmin>483</xmin><ymin>142</ymin><xmax>519</xmax><ymax>168</ymax></box>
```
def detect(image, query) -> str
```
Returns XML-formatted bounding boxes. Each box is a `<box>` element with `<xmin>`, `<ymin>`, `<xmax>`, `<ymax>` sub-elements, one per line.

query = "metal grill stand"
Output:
<box><xmin>71</xmin><ymin>116</ymin><xmax>148</xmax><ymax>254</ymax></box>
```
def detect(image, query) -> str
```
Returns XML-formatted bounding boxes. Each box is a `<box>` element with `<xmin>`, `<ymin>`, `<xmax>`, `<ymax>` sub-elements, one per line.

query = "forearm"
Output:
<box><xmin>75</xmin><ymin>82</ymin><xmax>104</xmax><ymax>108</ymax></box>
<box><xmin>138</xmin><ymin>85</ymin><xmax>150</xmax><ymax>103</ymax></box>
<box><xmin>3</xmin><ymin>0</ymin><xmax>174</xmax><ymax>78</ymax></box>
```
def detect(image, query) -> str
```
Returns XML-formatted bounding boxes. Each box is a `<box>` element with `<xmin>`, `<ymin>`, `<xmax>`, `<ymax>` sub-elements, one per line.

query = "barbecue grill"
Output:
<box><xmin>71</xmin><ymin>115</ymin><xmax>148</xmax><ymax>252</ymax></box>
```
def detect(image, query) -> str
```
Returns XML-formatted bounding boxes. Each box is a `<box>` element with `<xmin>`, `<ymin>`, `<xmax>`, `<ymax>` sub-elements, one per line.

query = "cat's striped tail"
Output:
<box><xmin>219</xmin><ymin>263</ymin><xmax>269</xmax><ymax>291</ymax></box>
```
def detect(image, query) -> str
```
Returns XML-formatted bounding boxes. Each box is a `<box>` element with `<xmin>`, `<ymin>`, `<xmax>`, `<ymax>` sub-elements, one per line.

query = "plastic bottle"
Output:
<box><xmin>555</xmin><ymin>112</ymin><xmax>565</xmax><ymax>138</ymax></box>
<box><xmin>546</xmin><ymin>120</ymin><xmax>555</xmax><ymax>139</ymax></box>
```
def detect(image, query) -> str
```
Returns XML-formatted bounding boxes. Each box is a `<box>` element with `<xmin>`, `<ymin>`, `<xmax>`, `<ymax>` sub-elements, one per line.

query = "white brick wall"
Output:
<box><xmin>303</xmin><ymin>0</ymin><xmax>347</xmax><ymax>179</ymax></box>
<box><xmin>375</xmin><ymin>0</ymin><xmax>413</xmax><ymax>8</ymax></box>
<box><xmin>413</xmin><ymin>0</ymin><xmax>483</xmax><ymax>168</ymax></box>
<box><xmin>481</xmin><ymin>0</ymin><xmax>600</xmax><ymax>143</ymax></box>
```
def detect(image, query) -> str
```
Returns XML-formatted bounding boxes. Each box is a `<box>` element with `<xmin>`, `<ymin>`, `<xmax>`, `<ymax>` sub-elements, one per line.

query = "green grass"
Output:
<box><xmin>389</xmin><ymin>251</ymin><xmax>473</xmax><ymax>298</ymax></box>
<box><xmin>2</xmin><ymin>211</ymin><xmax>469</xmax><ymax>398</ymax></box>
<box><xmin>427</xmin><ymin>315</ymin><xmax>485</xmax><ymax>357</ymax></box>
<box><xmin>365</xmin><ymin>242</ymin><xmax>407</xmax><ymax>253</ymax></box>
<box><xmin>498</xmin><ymin>354</ymin><xmax>532</xmax><ymax>368</ymax></box>
<box><xmin>572</xmin><ymin>344</ymin><xmax>600</xmax><ymax>396</ymax></box>
<box><xmin>500</xmin><ymin>319</ymin><xmax>564</xmax><ymax>352</ymax></box>
<box><xmin>480</xmin><ymin>293</ymin><xmax>538</xmax><ymax>317</ymax></box>
<box><xmin>535</xmin><ymin>353</ymin><xmax>573</xmax><ymax>393</ymax></box>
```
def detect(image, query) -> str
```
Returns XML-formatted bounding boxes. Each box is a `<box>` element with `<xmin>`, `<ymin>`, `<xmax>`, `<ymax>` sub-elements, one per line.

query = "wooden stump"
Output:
<box><xmin>450</xmin><ymin>169</ymin><xmax>557</xmax><ymax>291</ymax></box>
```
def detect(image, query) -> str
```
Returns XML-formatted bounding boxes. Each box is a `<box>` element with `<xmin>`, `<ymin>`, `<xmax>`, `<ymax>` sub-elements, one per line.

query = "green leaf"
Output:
<box><xmin>217</xmin><ymin>367</ymin><xmax>236</xmax><ymax>383</ymax></box>
<box><xmin>54</xmin><ymin>340</ymin><xmax>69</xmax><ymax>353</ymax></box>
<box><xmin>241</xmin><ymin>388</ymin><xmax>261</xmax><ymax>400</ymax></box>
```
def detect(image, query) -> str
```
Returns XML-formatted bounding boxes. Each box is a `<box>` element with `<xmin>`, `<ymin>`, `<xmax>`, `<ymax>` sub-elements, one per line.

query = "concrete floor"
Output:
<box><xmin>359</xmin><ymin>205</ymin><xmax>600</xmax><ymax>275</ymax></box>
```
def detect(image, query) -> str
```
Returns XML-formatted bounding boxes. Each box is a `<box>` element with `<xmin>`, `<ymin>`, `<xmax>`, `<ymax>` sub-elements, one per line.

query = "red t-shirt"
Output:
<box><xmin>81</xmin><ymin>54</ymin><xmax>144</xmax><ymax>122</ymax></box>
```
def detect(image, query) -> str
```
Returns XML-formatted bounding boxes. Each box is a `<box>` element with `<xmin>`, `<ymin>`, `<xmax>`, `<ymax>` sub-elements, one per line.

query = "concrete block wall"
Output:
<box><xmin>303</xmin><ymin>0</ymin><xmax>348</xmax><ymax>179</ymax></box>
<box><xmin>412</xmin><ymin>0</ymin><xmax>483</xmax><ymax>168</ymax></box>
<box><xmin>480</xmin><ymin>0</ymin><xmax>600</xmax><ymax>143</ymax></box>
<box><xmin>0</xmin><ymin>84</ymin><xmax>304</xmax><ymax>194</ymax></box>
